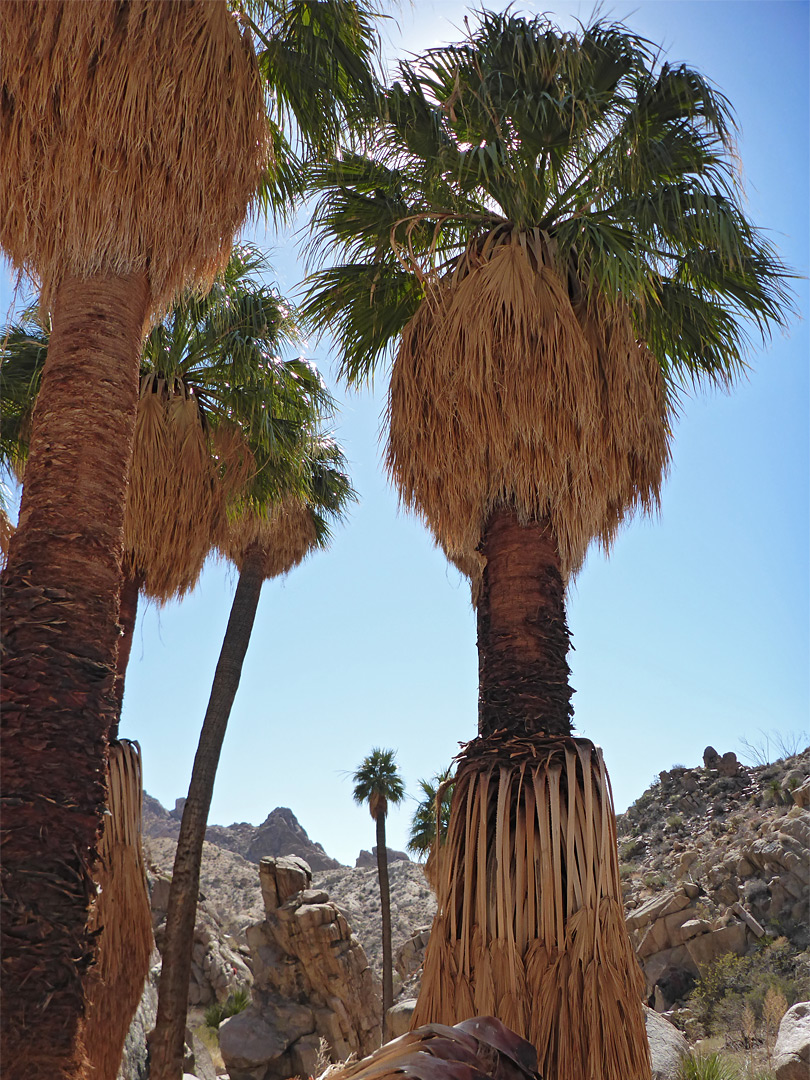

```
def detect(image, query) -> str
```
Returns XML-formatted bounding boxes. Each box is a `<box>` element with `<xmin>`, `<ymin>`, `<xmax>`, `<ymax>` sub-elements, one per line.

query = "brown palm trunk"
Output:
<box><xmin>476</xmin><ymin>509</ymin><xmax>573</xmax><ymax>739</ymax></box>
<box><xmin>0</xmin><ymin>270</ymin><xmax>149</xmax><ymax>1080</ymax></box>
<box><xmin>376</xmin><ymin>813</ymin><xmax>394</xmax><ymax>1040</ymax></box>
<box><xmin>149</xmin><ymin>546</ymin><xmax>265</xmax><ymax>1080</ymax></box>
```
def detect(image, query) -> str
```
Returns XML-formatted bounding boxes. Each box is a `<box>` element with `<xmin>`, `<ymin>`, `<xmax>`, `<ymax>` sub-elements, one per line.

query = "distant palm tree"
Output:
<box><xmin>352</xmin><ymin>748</ymin><xmax>405</xmax><ymax>1039</ymax></box>
<box><xmin>407</xmin><ymin>769</ymin><xmax>453</xmax><ymax>888</ymax></box>
<box><xmin>151</xmin><ymin>437</ymin><xmax>354</xmax><ymax>1079</ymax></box>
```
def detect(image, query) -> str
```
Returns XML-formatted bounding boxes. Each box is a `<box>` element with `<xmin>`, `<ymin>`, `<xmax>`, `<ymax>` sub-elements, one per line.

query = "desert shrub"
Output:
<box><xmin>204</xmin><ymin>986</ymin><xmax>251</xmax><ymax>1029</ymax></box>
<box><xmin>643</xmin><ymin>871</ymin><xmax>667</xmax><ymax>891</ymax></box>
<box><xmin>620</xmin><ymin>863</ymin><xmax>638</xmax><ymax>880</ymax></box>
<box><xmin>620</xmin><ymin>838</ymin><xmax>645</xmax><ymax>861</ymax></box>
<box><xmin>667</xmin><ymin>814</ymin><xmax>684</xmax><ymax>829</ymax></box>
<box><xmin>678</xmin><ymin>1050</ymin><xmax>739</xmax><ymax>1080</ymax></box>
<box><xmin>689</xmin><ymin>939</ymin><xmax>807</xmax><ymax>1038</ymax></box>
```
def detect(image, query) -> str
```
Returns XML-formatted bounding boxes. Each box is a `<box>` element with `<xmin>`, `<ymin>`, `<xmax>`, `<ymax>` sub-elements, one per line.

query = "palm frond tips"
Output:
<box><xmin>412</xmin><ymin>735</ymin><xmax>649</xmax><ymax>1080</ymax></box>
<box><xmin>0</xmin><ymin>0</ymin><xmax>268</xmax><ymax>309</ymax></box>
<box><xmin>387</xmin><ymin>233</ymin><xmax>670</xmax><ymax>583</ymax></box>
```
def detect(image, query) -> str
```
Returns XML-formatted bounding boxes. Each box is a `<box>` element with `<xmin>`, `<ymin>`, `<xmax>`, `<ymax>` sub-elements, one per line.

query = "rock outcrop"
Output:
<box><xmin>645</xmin><ymin>1007</ymin><xmax>689</xmax><ymax>1080</ymax></box>
<box><xmin>355</xmin><ymin>846</ymin><xmax>410</xmax><ymax>868</ymax></box>
<box><xmin>143</xmin><ymin>797</ymin><xmax>342</xmax><ymax>871</ymax></box>
<box><xmin>219</xmin><ymin>856</ymin><xmax>381</xmax><ymax>1080</ymax></box>
<box><xmin>774</xmin><ymin>1001</ymin><xmax>810</xmax><ymax>1080</ymax></box>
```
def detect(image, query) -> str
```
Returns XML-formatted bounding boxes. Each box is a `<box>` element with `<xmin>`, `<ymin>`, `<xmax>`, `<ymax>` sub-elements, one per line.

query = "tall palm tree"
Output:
<box><xmin>150</xmin><ymin>436</ymin><xmax>354</xmax><ymax>1079</ymax></box>
<box><xmin>0</xmin><ymin>7</ymin><xmax>268</xmax><ymax>1075</ymax></box>
<box><xmin>352</xmin><ymin>748</ymin><xmax>406</xmax><ymax>1039</ymax></box>
<box><xmin>0</xmin><ymin>4</ymin><xmax>380</xmax><ymax>1070</ymax></box>
<box><xmin>304</xmin><ymin>12</ymin><xmax>793</xmax><ymax>1080</ymax></box>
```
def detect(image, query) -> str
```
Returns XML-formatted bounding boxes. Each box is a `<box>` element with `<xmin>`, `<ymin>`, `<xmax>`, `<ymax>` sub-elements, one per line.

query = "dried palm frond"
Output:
<box><xmin>324</xmin><ymin>1015</ymin><xmax>540</xmax><ymax>1080</ymax></box>
<box><xmin>0</xmin><ymin>0</ymin><xmax>268</xmax><ymax>309</ymax></box>
<box><xmin>82</xmin><ymin>741</ymin><xmax>153</xmax><ymax>1080</ymax></box>
<box><xmin>413</xmin><ymin>733</ymin><xmax>650</xmax><ymax>1080</ymax></box>
<box><xmin>218</xmin><ymin>496</ymin><xmax>318</xmax><ymax>580</ymax></box>
<box><xmin>387</xmin><ymin>231</ymin><xmax>670</xmax><ymax>588</ymax></box>
<box><xmin>124</xmin><ymin>375</ymin><xmax>236</xmax><ymax>602</ymax></box>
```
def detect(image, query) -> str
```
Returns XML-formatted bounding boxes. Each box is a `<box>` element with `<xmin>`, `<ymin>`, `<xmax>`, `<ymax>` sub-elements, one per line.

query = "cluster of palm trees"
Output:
<box><xmin>0</xmin><ymin>5</ymin><xmax>792</xmax><ymax>1080</ymax></box>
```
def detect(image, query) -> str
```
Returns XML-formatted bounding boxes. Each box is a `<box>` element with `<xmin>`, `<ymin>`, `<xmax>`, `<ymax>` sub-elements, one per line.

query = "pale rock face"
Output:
<box><xmin>774</xmin><ymin>1001</ymin><xmax>810</xmax><ymax>1080</ymax></box>
<box><xmin>645</xmin><ymin>1007</ymin><xmax>689</xmax><ymax>1080</ymax></box>
<box><xmin>220</xmin><ymin>856</ymin><xmax>382</xmax><ymax>1080</ymax></box>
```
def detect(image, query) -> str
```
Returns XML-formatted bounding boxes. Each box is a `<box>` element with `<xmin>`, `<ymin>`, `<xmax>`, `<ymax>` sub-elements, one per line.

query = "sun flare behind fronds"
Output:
<box><xmin>412</xmin><ymin>733</ymin><xmax>650</xmax><ymax>1080</ymax></box>
<box><xmin>82</xmin><ymin>741</ymin><xmax>153</xmax><ymax>1080</ymax></box>
<box><xmin>0</xmin><ymin>0</ymin><xmax>268</xmax><ymax>309</ymax></box>
<box><xmin>388</xmin><ymin>231</ymin><xmax>670</xmax><ymax>584</ymax></box>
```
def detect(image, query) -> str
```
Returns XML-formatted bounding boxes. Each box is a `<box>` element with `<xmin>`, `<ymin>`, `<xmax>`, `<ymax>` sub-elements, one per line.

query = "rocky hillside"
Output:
<box><xmin>142</xmin><ymin>744</ymin><xmax>808</xmax><ymax>1025</ymax></box>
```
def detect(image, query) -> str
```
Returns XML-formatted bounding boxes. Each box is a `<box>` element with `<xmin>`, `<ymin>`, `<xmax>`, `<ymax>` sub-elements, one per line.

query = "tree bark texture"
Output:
<box><xmin>0</xmin><ymin>271</ymin><xmax>149</xmax><ymax>1080</ymax></box>
<box><xmin>477</xmin><ymin>510</ymin><xmax>574</xmax><ymax>739</ymax></box>
<box><xmin>111</xmin><ymin>569</ymin><xmax>143</xmax><ymax>734</ymax></box>
<box><xmin>376</xmin><ymin>813</ymin><xmax>393</xmax><ymax>1041</ymax></box>
<box><xmin>149</xmin><ymin>548</ymin><xmax>265</xmax><ymax>1080</ymax></box>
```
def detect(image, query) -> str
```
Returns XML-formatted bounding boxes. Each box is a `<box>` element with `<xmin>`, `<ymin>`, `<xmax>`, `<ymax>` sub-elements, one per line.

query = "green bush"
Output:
<box><xmin>620</xmin><ymin>838</ymin><xmax>645</xmax><ymax>861</ymax></box>
<box><xmin>667</xmin><ymin>814</ymin><xmax>684</xmax><ymax>829</ymax></box>
<box><xmin>688</xmin><ymin>939</ymin><xmax>807</xmax><ymax>1036</ymax></box>
<box><xmin>204</xmin><ymin>987</ymin><xmax>251</xmax><ymax>1029</ymax></box>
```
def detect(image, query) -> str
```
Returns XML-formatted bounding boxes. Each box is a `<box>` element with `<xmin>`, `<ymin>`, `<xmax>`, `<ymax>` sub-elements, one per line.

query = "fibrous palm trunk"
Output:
<box><xmin>149</xmin><ymin>545</ymin><xmax>265</xmax><ymax>1080</ymax></box>
<box><xmin>413</xmin><ymin>510</ymin><xmax>650</xmax><ymax>1080</ymax></box>
<box><xmin>0</xmin><ymin>270</ymin><xmax>149</xmax><ymax>1080</ymax></box>
<box><xmin>376</xmin><ymin>812</ymin><xmax>394</xmax><ymax>1040</ymax></box>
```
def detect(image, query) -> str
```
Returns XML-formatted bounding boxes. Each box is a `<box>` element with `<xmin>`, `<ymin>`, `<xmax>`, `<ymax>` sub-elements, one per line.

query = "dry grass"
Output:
<box><xmin>413</xmin><ymin>733</ymin><xmax>650</xmax><ymax>1080</ymax></box>
<box><xmin>82</xmin><ymin>741</ymin><xmax>153</xmax><ymax>1080</ymax></box>
<box><xmin>387</xmin><ymin>231</ymin><xmax>669</xmax><ymax>590</ymax></box>
<box><xmin>1</xmin><ymin>0</ymin><xmax>268</xmax><ymax>310</ymax></box>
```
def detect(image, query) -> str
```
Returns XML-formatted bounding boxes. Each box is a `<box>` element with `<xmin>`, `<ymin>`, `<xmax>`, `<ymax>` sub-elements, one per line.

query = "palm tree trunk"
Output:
<box><xmin>376</xmin><ymin>813</ymin><xmax>394</xmax><ymax>1040</ymax></box>
<box><xmin>149</xmin><ymin>546</ymin><xmax>265</xmax><ymax>1080</ymax></box>
<box><xmin>476</xmin><ymin>509</ymin><xmax>573</xmax><ymax>739</ymax></box>
<box><xmin>0</xmin><ymin>270</ymin><xmax>149</xmax><ymax>1080</ymax></box>
<box><xmin>111</xmin><ymin>569</ymin><xmax>143</xmax><ymax>735</ymax></box>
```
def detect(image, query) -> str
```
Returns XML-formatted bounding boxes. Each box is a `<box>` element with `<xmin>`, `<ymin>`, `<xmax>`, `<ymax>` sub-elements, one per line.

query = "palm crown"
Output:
<box><xmin>304</xmin><ymin>11</ymin><xmax>793</xmax><ymax>577</ymax></box>
<box><xmin>352</xmin><ymin>747</ymin><xmax>405</xmax><ymax>821</ymax></box>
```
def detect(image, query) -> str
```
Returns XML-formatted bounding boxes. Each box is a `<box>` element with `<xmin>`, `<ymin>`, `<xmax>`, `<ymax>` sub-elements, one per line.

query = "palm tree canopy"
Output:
<box><xmin>352</xmin><ymin>747</ymin><xmax>405</xmax><ymax>821</ymax></box>
<box><xmin>407</xmin><ymin>769</ymin><xmax>453</xmax><ymax>859</ymax></box>
<box><xmin>0</xmin><ymin>247</ymin><xmax>337</xmax><ymax>600</ymax></box>
<box><xmin>0</xmin><ymin>0</ymin><xmax>268</xmax><ymax>310</ymax></box>
<box><xmin>303</xmin><ymin>11</ymin><xmax>794</xmax><ymax>578</ymax></box>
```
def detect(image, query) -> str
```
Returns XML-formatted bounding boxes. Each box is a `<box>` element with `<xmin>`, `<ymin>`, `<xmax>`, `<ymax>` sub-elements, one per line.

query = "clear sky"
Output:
<box><xmin>3</xmin><ymin>2</ymin><xmax>808</xmax><ymax>867</ymax></box>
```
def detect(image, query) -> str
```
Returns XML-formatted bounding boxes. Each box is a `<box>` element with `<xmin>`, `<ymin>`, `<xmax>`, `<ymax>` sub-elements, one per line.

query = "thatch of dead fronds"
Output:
<box><xmin>387</xmin><ymin>230</ymin><xmax>670</xmax><ymax>587</ymax></box>
<box><xmin>412</xmin><ymin>734</ymin><xmax>650</xmax><ymax>1080</ymax></box>
<box><xmin>82</xmin><ymin>741</ymin><xmax>153</xmax><ymax>1080</ymax></box>
<box><xmin>124</xmin><ymin>377</ymin><xmax>253</xmax><ymax>602</ymax></box>
<box><xmin>0</xmin><ymin>0</ymin><xmax>268</xmax><ymax>310</ymax></box>
<box><xmin>218</xmin><ymin>496</ymin><xmax>318</xmax><ymax>580</ymax></box>
<box><xmin>322</xmin><ymin>1015</ymin><xmax>540</xmax><ymax>1080</ymax></box>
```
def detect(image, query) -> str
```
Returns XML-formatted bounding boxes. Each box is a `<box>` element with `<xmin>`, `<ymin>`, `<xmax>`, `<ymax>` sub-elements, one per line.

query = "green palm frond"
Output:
<box><xmin>407</xmin><ymin>769</ymin><xmax>453</xmax><ymax>859</ymax></box>
<box><xmin>352</xmin><ymin>747</ymin><xmax>405</xmax><ymax>819</ymax></box>
<box><xmin>304</xmin><ymin>10</ymin><xmax>794</xmax><ymax>394</ymax></box>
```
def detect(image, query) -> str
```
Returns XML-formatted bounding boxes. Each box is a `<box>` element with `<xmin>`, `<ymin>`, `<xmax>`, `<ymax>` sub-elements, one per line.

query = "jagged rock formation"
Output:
<box><xmin>355</xmin><ymin>846</ymin><xmax>410</xmax><ymax>868</ymax></box>
<box><xmin>143</xmin><ymin>796</ymin><xmax>342</xmax><ymax>871</ymax></box>
<box><xmin>219</xmin><ymin>856</ymin><xmax>382</xmax><ymax>1080</ymax></box>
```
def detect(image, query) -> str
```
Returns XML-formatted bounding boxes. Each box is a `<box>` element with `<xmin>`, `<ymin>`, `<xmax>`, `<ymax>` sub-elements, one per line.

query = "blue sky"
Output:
<box><xmin>3</xmin><ymin>2</ymin><xmax>808</xmax><ymax>866</ymax></box>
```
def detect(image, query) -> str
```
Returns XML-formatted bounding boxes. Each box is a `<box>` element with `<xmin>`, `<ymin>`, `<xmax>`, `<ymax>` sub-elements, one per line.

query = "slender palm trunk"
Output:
<box><xmin>0</xmin><ymin>270</ymin><xmax>149</xmax><ymax>1080</ymax></box>
<box><xmin>376</xmin><ymin>813</ymin><xmax>394</xmax><ymax>1039</ymax></box>
<box><xmin>149</xmin><ymin>546</ymin><xmax>265</xmax><ymax>1080</ymax></box>
<box><xmin>477</xmin><ymin>509</ymin><xmax>573</xmax><ymax>739</ymax></box>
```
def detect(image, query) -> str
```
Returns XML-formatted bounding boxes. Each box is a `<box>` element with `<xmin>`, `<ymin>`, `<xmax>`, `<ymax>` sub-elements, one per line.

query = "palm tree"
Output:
<box><xmin>407</xmin><ymin>769</ymin><xmax>453</xmax><ymax>889</ymax></box>
<box><xmin>0</xmin><ymin>3</ymin><xmax>380</xmax><ymax>1068</ymax></box>
<box><xmin>304</xmin><ymin>12</ymin><xmax>793</xmax><ymax>1080</ymax></box>
<box><xmin>150</xmin><ymin>436</ymin><xmax>354</xmax><ymax>1079</ymax></box>
<box><xmin>352</xmin><ymin>748</ymin><xmax>406</xmax><ymax>1039</ymax></box>
<box><xmin>0</xmin><ymin>6</ymin><xmax>268</xmax><ymax>1074</ymax></box>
